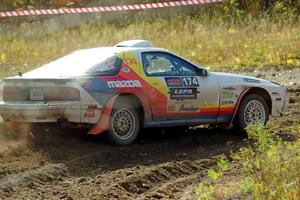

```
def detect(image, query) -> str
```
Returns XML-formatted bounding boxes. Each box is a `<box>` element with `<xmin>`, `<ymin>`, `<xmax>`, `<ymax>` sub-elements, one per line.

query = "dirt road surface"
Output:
<box><xmin>0</xmin><ymin>69</ymin><xmax>299</xmax><ymax>200</ymax></box>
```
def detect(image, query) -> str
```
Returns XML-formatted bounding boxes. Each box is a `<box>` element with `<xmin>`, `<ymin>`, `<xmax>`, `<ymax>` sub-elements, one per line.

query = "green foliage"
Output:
<box><xmin>242</xmin><ymin>177</ymin><xmax>256</xmax><ymax>194</ymax></box>
<box><xmin>195</xmin><ymin>123</ymin><xmax>300</xmax><ymax>199</ymax></box>
<box><xmin>195</xmin><ymin>155</ymin><xmax>229</xmax><ymax>199</ymax></box>
<box><xmin>222</xmin><ymin>0</ymin><xmax>300</xmax><ymax>17</ymax></box>
<box><xmin>239</xmin><ymin>124</ymin><xmax>300</xmax><ymax>199</ymax></box>
<box><xmin>217</xmin><ymin>156</ymin><xmax>229</xmax><ymax>171</ymax></box>
<box><xmin>195</xmin><ymin>182</ymin><xmax>216</xmax><ymax>200</ymax></box>
<box><xmin>207</xmin><ymin>169</ymin><xmax>220</xmax><ymax>181</ymax></box>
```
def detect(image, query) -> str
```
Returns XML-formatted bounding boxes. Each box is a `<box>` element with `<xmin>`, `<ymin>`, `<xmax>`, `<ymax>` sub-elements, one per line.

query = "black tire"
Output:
<box><xmin>233</xmin><ymin>94</ymin><xmax>269</xmax><ymax>133</ymax></box>
<box><xmin>107</xmin><ymin>102</ymin><xmax>140</xmax><ymax>145</ymax></box>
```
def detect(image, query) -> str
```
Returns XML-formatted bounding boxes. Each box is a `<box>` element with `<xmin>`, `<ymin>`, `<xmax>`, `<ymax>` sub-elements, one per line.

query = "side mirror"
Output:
<box><xmin>199</xmin><ymin>69</ymin><xmax>208</xmax><ymax>77</ymax></box>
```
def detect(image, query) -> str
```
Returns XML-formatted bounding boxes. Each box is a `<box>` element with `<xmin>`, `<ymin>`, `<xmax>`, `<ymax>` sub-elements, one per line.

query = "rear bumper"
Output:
<box><xmin>0</xmin><ymin>101</ymin><xmax>101</xmax><ymax>124</ymax></box>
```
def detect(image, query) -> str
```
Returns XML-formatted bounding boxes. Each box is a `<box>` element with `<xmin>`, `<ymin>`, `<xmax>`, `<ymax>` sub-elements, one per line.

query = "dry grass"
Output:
<box><xmin>0</xmin><ymin>15</ymin><xmax>300</xmax><ymax>78</ymax></box>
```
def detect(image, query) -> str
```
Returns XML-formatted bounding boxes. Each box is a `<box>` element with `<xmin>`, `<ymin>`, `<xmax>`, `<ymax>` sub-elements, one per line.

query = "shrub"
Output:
<box><xmin>195</xmin><ymin>123</ymin><xmax>300</xmax><ymax>199</ymax></box>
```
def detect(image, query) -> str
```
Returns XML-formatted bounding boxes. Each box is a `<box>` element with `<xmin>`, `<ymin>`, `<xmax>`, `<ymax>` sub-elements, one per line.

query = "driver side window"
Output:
<box><xmin>141</xmin><ymin>52</ymin><xmax>199</xmax><ymax>77</ymax></box>
<box><xmin>171</xmin><ymin>56</ymin><xmax>198</xmax><ymax>76</ymax></box>
<box><xmin>142</xmin><ymin>52</ymin><xmax>179</xmax><ymax>77</ymax></box>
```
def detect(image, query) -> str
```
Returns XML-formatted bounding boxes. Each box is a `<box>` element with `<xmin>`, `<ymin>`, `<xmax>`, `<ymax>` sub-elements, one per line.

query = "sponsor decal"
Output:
<box><xmin>121</xmin><ymin>67</ymin><xmax>130</xmax><ymax>73</ymax></box>
<box><xmin>165</xmin><ymin>77</ymin><xmax>182</xmax><ymax>87</ymax></box>
<box><xmin>243</xmin><ymin>78</ymin><xmax>260</xmax><ymax>83</ymax></box>
<box><xmin>169</xmin><ymin>88</ymin><xmax>198</xmax><ymax>100</ymax></box>
<box><xmin>271</xmin><ymin>92</ymin><xmax>281</xmax><ymax>96</ymax></box>
<box><xmin>167</xmin><ymin>102</ymin><xmax>200</xmax><ymax>113</ymax></box>
<box><xmin>222</xmin><ymin>90</ymin><xmax>235</xmax><ymax>100</ymax></box>
<box><xmin>222</xmin><ymin>86</ymin><xmax>236</xmax><ymax>91</ymax></box>
<box><xmin>179</xmin><ymin>104</ymin><xmax>200</xmax><ymax>112</ymax></box>
<box><xmin>107</xmin><ymin>80</ymin><xmax>141</xmax><ymax>88</ymax></box>
<box><xmin>221</xmin><ymin>90</ymin><xmax>238</xmax><ymax>104</ymax></box>
<box><xmin>165</xmin><ymin>77</ymin><xmax>199</xmax><ymax>87</ymax></box>
<box><xmin>221</xmin><ymin>100</ymin><xmax>235</xmax><ymax>104</ymax></box>
<box><xmin>272</xmin><ymin>92</ymin><xmax>282</xmax><ymax>101</ymax></box>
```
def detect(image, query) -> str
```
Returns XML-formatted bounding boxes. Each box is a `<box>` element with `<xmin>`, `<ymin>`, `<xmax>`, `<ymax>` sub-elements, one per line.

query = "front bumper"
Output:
<box><xmin>0</xmin><ymin>101</ymin><xmax>101</xmax><ymax>124</ymax></box>
<box><xmin>271</xmin><ymin>90</ymin><xmax>289</xmax><ymax>116</ymax></box>
<box><xmin>282</xmin><ymin>93</ymin><xmax>289</xmax><ymax>114</ymax></box>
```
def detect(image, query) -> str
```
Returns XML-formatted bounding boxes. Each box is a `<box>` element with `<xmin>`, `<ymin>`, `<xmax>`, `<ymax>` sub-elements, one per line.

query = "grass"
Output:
<box><xmin>0</xmin><ymin>14</ymin><xmax>300</xmax><ymax>78</ymax></box>
<box><xmin>195</xmin><ymin>123</ymin><xmax>300</xmax><ymax>199</ymax></box>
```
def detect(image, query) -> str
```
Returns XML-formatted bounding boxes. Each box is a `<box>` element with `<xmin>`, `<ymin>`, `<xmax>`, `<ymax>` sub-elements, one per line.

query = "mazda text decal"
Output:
<box><xmin>107</xmin><ymin>80</ymin><xmax>141</xmax><ymax>88</ymax></box>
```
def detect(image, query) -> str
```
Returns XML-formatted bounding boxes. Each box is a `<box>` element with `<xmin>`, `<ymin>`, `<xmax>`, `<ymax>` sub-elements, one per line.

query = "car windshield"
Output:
<box><xmin>24</xmin><ymin>48</ymin><xmax>121</xmax><ymax>78</ymax></box>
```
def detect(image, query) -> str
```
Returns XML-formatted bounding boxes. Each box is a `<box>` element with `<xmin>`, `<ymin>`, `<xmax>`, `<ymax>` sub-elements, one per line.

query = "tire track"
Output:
<box><xmin>0</xmin><ymin>164</ymin><xmax>66</xmax><ymax>193</ymax></box>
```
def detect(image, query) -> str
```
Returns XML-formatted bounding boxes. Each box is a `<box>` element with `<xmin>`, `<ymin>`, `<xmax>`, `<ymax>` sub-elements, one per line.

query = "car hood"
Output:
<box><xmin>211</xmin><ymin>72</ymin><xmax>278</xmax><ymax>87</ymax></box>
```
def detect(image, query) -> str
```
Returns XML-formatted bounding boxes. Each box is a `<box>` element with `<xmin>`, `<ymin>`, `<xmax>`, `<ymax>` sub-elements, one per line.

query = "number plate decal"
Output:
<box><xmin>181</xmin><ymin>77</ymin><xmax>199</xmax><ymax>87</ymax></box>
<box><xmin>30</xmin><ymin>89</ymin><xmax>44</xmax><ymax>101</ymax></box>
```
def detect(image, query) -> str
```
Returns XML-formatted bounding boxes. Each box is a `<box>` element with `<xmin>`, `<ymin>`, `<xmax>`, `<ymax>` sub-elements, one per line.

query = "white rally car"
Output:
<box><xmin>0</xmin><ymin>40</ymin><xmax>289</xmax><ymax>145</ymax></box>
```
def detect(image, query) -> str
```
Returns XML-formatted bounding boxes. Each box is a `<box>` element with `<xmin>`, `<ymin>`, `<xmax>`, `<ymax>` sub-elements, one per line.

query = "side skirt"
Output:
<box><xmin>144</xmin><ymin>115</ymin><xmax>231</xmax><ymax>128</ymax></box>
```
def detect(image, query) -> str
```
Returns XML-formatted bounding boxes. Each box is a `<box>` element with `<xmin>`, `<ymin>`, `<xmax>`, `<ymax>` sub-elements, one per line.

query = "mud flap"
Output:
<box><xmin>88</xmin><ymin>95</ymin><xmax>118</xmax><ymax>135</ymax></box>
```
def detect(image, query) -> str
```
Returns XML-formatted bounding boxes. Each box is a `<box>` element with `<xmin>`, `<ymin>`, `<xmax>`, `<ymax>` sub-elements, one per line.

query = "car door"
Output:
<box><xmin>140</xmin><ymin>51</ymin><xmax>220</xmax><ymax>122</ymax></box>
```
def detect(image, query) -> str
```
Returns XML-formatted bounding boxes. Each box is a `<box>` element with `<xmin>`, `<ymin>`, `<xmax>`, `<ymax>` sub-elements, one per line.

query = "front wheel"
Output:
<box><xmin>107</xmin><ymin>104</ymin><xmax>140</xmax><ymax>145</ymax></box>
<box><xmin>234</xmin><ymin>94</ymin><xmax>269</xmax><ymax>133</ymax></box>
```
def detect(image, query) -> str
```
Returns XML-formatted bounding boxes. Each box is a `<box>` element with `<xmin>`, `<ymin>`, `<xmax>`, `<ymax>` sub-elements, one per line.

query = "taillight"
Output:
<box><xmin>2</xmin><ymin>87</ymin><xmax>80</xmax><ymax>101</ymax></box>
<box><xmin>84</xmin><ymin>105</ymin><xmax>98</xmax><ymax>118</ymax></box>
<box><xmin>3</xmin><ymin>87</ymin><xmax>28</xmax><ymax>101</ymax></box>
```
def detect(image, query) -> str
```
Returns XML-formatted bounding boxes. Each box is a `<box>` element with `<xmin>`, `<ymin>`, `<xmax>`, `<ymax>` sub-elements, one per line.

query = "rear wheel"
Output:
<box><xmin>234</xmin><ymin>94</ymin><xmax>269</xmax><ymax>133</ymax></box>
<box><xmin>107</xmin><ymin>103</ymin><xmax>140</xmax><ymax>145</ymax></box>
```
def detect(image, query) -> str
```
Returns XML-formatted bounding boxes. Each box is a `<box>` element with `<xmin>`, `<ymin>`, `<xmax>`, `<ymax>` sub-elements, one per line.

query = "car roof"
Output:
<box><xmin>73</xmin><ymin>46</ymin><xmax>170</xmax><ymax>55</ymax></box>
<box><xmin>73</xmin><ymin>40</ymin><xmax>171</xmax><ymax>55</ymax></box>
